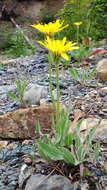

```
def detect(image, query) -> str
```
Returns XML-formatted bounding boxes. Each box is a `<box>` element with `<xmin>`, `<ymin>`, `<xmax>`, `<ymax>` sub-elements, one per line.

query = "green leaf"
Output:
<box><xmin>93</xmin><ymin>141</ymin><xmax>100</xmax><ymax>161</ymax></box>
<box><xmin>37</xmin><ymin>141</ymin><xmax>63</xmax><ymax>161</ymax></box>
<box><xmin>69</xmin><ymin>68</ymin><xmax>79</xmax><ymax>80</ymax></box>
<box><xmin>76</xmin><ymin>145</ymin><xmax>87</xmax><ymax>163</ymax></box>
<box><xmin>35</xmin><ymin>121</ymin><xmax>41</xmax><ymax>134</ymax></box>
<box><xmin>62</xmin><ymin>59</ymin><xmax>70</xmax><ymax>66</ymax></box>
<box><xmin>86</xmin><ymin>127</ymin><xmax>96</xmax><ymax>148</ymax></box>
<box><xmin>61</xmin><ymin>147</ymin><xmax>75</xmax><ymax>164</ymax></box>
<box><xmin>52</xmin><ymin>110</ymin><xmax>71</xmax><ymax>146</ymax></box>
<box><xmin>63</xmin><ymin>133</ymin><xmax>74</xmax><ymax>147</ymax></box>
<box><xmin>7</xmin><ymin>92</ymin><xmax>17</xmax><ymax>100</ymax></box>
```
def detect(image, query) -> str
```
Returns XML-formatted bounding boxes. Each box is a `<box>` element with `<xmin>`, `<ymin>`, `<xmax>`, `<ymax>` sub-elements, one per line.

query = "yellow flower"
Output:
<box><xmin>38</xmin><ymin>37</ymin><xmax>79</xmax><ymax>60</ymax></box>
<box><xmin>73</xmin><ymin>22</ymin><xmax>83</xmax><ymax>26</ymax></box>
<box><xmin>31</xmin><ymin>20</ymin><xmax>68</xmax><ymax>36</ymax></box>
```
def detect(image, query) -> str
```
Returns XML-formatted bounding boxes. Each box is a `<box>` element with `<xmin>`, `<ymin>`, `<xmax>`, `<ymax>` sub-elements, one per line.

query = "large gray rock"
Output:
<box><xmin>96</xmin><ymin>59</ymin><xmax>107</xmax><ymax>81</ymax></box>
<box><xmin>25</xmin><ymin>174</ymin><xmax>74</xmax><ymax>190</ymax></box>
<box><xmin>23</xmin><ymin>84</ymin><xmax>48</xmax><ymax>105</ymax></box>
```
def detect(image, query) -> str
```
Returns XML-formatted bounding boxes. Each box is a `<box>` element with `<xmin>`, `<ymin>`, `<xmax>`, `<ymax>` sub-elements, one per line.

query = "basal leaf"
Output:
<box><xmin>61</xmin><ymin>147</ymin><xmax>75</xmax><ymax>164</ymax></box>
<box><xmin>37</xmin><ymin>141</ymin><xmax>63</xmax><ymax>161</ymax></box>
<box><xmin>63</xmin><ymin>133</ymin><xmax>74</xmax><ymax>147</ymax></box>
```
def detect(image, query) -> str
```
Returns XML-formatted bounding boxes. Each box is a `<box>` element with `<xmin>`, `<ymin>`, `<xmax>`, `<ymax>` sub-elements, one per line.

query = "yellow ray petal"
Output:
<box><xmin>61</xmin><ymin>53</ymin><xmax>69</xmax><ymax>60</ymax></box>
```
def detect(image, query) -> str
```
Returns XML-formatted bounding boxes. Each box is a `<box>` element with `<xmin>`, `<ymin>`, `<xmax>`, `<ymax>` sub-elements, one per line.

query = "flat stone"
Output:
<box><xmin>25</xmin><ymin>174</ymin><xmax>74</xmax><ymax>190</ymax></box>
<box><xmin>0</xmin><ymin>105</ymin><xmax>54</xmax><ymax>139</ymax></box>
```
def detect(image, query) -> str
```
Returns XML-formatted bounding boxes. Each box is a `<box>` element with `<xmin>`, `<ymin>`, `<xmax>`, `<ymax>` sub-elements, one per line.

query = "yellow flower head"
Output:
<box><xmin>38</xmin><ymin>37</ymin><xmax>79</xmax><ymax>60</ymax></box>
<box><xmin>73</xmin><ymin>22</ymin><xmax>83</xmax><ymax>26</ymax></box>
<box><xmin>31</xmin><ymin>20</ymin><xmax>68</xmax><ymax>36</ymax></box>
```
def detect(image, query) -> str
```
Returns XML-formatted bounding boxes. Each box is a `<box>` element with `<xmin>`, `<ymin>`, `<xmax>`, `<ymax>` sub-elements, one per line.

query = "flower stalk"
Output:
<box><xmin>74</xmin><ymin>22</ymin><xmax>82</xmax><ymax>43</ymax></box>
<box><xmin>55</xmin><ymin>58</ymin><xmax>60</xmax><ymax>122</ymax></box>
<box><xmin>76</xmin><ymin>25</ymin><xmax>79</xmax><ymax>44</ymax></box>
<box><xmin>32</xmin><ymin>19</ymin><xmax>79</xmax><ymax>122</ymax></box>
<box><xmin>48</xmin><ymin>52</ymin><xmax>55</xmax><ymax>109</ymax></box>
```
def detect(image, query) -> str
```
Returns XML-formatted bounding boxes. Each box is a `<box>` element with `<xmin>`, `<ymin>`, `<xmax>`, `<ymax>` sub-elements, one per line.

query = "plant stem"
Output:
<box><xmin>56</xmin><ymin>59</ymin><xmax>60</xmax><ymax>122</ymax></box>
<box><xmin>79</xmin><ymin>163</ymin><xmax>84</xmax><ymax>178</ymax></box>
<box><xmin>77</xmin><ymin>26</ymin><xmax>79</xmax><ymax>44</ymax></box>
<box><xmin>48</xmin><ymin>52</ymin><xmax>55</xmax><ymax>109</ymax></box>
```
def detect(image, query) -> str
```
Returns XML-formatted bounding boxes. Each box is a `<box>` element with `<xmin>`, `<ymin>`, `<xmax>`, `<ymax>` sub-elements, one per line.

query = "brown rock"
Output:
<box><xmin>0</xmin><ymin>105</ymin><xmax>54</xmax><ymax>139</ymax></box>
<box><xmin>96</xmin><ymin>59</ymin><xmax>107</xmax><ymax>81</ymax></box>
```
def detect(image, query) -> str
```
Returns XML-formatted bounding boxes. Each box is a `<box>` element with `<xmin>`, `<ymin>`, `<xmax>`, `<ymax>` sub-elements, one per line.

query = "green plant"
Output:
<box><xmin>69</xmin><ymin>67</ymin><xmax>96</xmax><ymax>85</ymax></box>
<box><xmin>56</xmin><ymin>0</ymin><xmax>93</xmax><ymax>41</ymax></box>
<box><xmin>74</xmin><ymin>22</ymin><xmax>83</xmax><ymax>43</ymax></box>
<box><xmin>68</xmin><ymin>42</ymin><xmax>96</xmax><ymax>85</ymax></box>
<box><xmin>7</xmin><ymin>80</ymin><xmax>27</xmax><ymax>105</ymax></box>
<box><xmin>56</xmin><ymin>0</ymin><xmax>107</xmax><ymax>41</ymax></box>
<box><xmin>90</xmin><ymin>0</ymin><xmax>107</xmax><ymax>40</ymax></box>
<box><xmin>73</xmin><ymin>43</ymin><xmax>93</xmax><ymax>63</ymax></box>
<box><xmin>32</xmin><ymin>19</ymin><xmax>100</xmax><ymax>177</ymax></box>
<box><xmin>32</xmin><ymin>20</ymin><xmax>78</xmax><ymax>122</ymax></box>
<box><xmin>36</xmin><ymin>110</ymin><xmax>100</xmax><ymax>176</ymax></box>
<box><xmin>0</xmin><ymin>30</ymin><xmax>35</xmax><ymax>58</ymax></box>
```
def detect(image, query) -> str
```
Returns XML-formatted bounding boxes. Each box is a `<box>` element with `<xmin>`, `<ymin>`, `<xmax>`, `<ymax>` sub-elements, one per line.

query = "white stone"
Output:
<box><xmin>23</xmin><ymin>84</ymin><xmax>48</xmax><ymax>105</ymax></box>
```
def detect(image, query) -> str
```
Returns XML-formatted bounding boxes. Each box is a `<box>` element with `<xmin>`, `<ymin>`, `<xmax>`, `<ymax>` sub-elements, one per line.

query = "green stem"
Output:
<box><xmin>56</xmin><ymin>59</ymin><xmax>60</xmax><ymax>122</ymax></box>
<box><xmin>77</xmin><ymin>26</ymin><xmax>79</xmax><ymax>44</ymax></box>
<box><xmin>48</xmin><ymin>52</ymin><xmax>55</xmax><ymax>109</ymax></box>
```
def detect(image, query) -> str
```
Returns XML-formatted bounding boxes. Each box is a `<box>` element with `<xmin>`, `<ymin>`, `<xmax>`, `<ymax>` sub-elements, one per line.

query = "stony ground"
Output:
<box><xmin>0</xmin><ymin>45</ymin><xmax>107</xmax><ymax>190</ymax></box>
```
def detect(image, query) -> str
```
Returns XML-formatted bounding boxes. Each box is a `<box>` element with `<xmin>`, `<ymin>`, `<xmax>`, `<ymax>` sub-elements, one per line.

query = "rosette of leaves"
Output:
<box><xmin>35</xmin><ymin>110</ymin><xmax>100</xmax><ymax>166</ymax></box>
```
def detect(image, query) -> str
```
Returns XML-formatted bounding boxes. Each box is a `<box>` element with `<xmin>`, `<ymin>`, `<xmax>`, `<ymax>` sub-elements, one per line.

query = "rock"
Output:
<box><xmin>22</xmin><ymin>140</ymin><xmax>33</xmax><ymax>145</ymax></box>
<box><xmin>80</xmin><ymin>118</ymin><xmax>107</xmax><ymax>142</ymax></box>
<box><xmin>0</xmin><ymin>141</ymin><xmax>8</xmax><ymax>149</ymax></box>
<box><xmin>100</xmin><ymin>87</ymin><xmax>107</xmax><ymax>94</ymax></box>
<box><xmin>98</xmin><ymin>39</ymin><xmax>107</xmax><ymax>46</ymax></box>
<box><xmin>0</xmin><ymin>164</ymin><xmax>19</xmax><ymax>190</ymax></box>
<box><xmin>96</xmin><ymin>59</ymin><xmax>107</xmax><ymax>81</ymax></box>
<box><xmin>25</xmin><ymin>174</ymin><xmax>75</xmax><ymax>190</ymax></box>
<box><xmin>19</xmin><ymin>164</ymin><xmax>34</xmax><ymax>189</ymax></box>
<box><xmin>0</xmin><ymin>84</ymin><xmax>15</xmax><ymax>94</ymax></box>
<box><xmin>23</xmin><ymin>84</ymin><xmax>48</xmax><ymax>105</ymax></box>
<box><xmin>0</xmin><ymin>105</ymin><xmax>54</xmax><ymax>139</ymax></box>
<box><xmin>7</xmin><ymin>68</ymin><xmax>17</xmax><ymax>73</ymax></box>
<box><xmin>23</xmin><ymin>155</ymin><xmax>32</xmax><ymax>165</ymax></box>
<box><xmin>0</xmin><ymin>59</ymin><xmax>16</xmax><ymax>65</ymax></box>
<box><xmin>103</xmin><ymin>162</ymin><xmax>107</xmax><ymax>174</ymax></box>
<box><xmin>0</xmin><ymin>142</ymin><xmax>35</xmax><ymax>162</ymax></box>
